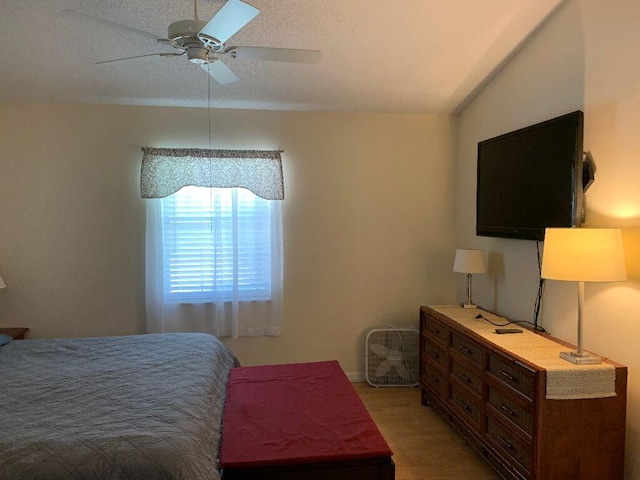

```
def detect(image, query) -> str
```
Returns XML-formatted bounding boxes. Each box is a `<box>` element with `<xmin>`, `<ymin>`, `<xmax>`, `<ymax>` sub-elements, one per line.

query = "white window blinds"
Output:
<box><xmin>161</xmin><ymin>187</ymin><xmax>272</xmax><ymax>303</ymax></box>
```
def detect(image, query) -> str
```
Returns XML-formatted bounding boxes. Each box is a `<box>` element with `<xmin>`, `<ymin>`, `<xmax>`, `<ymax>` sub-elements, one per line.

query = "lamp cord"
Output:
<box><xmin>533</xmin><ymin>241</ymin><xmax>545</xmax><ymax>330</ymax></box>
<box><xmin>472</xmin><ymin>242</ymin><xmax>547</xmax><ymax>333</ymax></box>
<box><xmin>475</xmin><ymin>313</ymin><xmax>547</xmax><ymax>332</ymax></box>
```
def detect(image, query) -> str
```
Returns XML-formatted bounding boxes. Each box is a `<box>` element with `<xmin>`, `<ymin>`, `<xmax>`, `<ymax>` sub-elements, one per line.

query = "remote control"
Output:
<box><xmin>495</xmin><ymin>328</ymin><xmax>523</xmax><ymax>334</ymax></box>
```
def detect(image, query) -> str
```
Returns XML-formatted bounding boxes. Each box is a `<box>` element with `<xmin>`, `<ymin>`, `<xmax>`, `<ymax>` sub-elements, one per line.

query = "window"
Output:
<box><xmin>141</xmin><ymin>148</ymin><xmax>284</xmax><ymax>338</ymax></box>
<box><xmin>162</xmin><ymin>187</ymin><xmax>273</xmax><ymax>303</ymax></box>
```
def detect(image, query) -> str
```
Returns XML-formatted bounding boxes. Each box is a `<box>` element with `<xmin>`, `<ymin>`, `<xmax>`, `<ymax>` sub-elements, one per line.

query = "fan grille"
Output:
<box><xmin>365</xmin><ymin>328</ymin><xmax>419</xmax><ymax>387</ymax></box>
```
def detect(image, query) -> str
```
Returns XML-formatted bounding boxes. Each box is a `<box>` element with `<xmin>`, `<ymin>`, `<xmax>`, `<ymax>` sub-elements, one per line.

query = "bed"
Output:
<box><xmin>0</xmin><ymin>333</ymin><xmax>239</xmax><ymax>480</ymax></box>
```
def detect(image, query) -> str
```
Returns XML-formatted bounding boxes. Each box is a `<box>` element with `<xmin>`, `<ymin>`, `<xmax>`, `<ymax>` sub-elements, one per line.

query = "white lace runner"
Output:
<box><xmin>430</xmin><ymin>305</ymin><xmax>616</xmax><ymax>399</ymax></box>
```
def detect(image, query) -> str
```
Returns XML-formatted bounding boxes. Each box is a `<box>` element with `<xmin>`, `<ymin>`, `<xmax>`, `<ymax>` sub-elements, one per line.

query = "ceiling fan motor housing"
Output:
<box><xmin>168</xmin><ymin>19</ymin><xmax>224</xmax><ymax>63</ymax></box>
<box><xmin>168</xmin><ymin>19</ymin><xmax>207</xmax><ymax>42</ymax></box>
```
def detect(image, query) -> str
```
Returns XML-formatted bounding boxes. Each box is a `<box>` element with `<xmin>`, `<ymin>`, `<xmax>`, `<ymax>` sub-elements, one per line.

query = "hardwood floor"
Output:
<box><xmin>353</xmin><ymin>383</ymin><xmax>501</xmax><ymax>480</ymax></box>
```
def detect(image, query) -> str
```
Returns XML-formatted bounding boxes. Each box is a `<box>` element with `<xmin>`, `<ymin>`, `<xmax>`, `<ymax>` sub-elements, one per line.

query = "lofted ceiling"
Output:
<box><xmin>0</xmin><ymin>0</ymin><xmax>564</xmax><ymax>113</ymax></box>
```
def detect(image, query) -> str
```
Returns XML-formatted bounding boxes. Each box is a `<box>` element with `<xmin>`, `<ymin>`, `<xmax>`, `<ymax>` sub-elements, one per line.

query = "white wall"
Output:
<box><xmin>0</xmin><ymin>104</ymin><xmax>457</xmax><ymax>376</ymax></box>
<box><xmin>455</xmin><ymin>1</ymin><xmax>640</xmax><ymax>477</ymax></box>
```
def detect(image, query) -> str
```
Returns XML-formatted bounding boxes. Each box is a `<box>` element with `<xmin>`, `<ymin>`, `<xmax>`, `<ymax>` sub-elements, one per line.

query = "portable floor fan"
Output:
<box><xmin>365</xmin><ymin>328</ymin><xmax>419</xmax><ymax>387</ymax></box>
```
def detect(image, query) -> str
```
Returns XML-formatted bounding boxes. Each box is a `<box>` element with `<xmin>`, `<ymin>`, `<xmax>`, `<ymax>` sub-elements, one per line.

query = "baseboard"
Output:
<box><xmin>346</xmin><ymin>371</ymin><xmax>365</xmax><ymax>382</ymax></box>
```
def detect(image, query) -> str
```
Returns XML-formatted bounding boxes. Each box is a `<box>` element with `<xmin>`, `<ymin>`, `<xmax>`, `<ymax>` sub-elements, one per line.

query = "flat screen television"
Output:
<box><xmin>476</xmin><ymin>111</ymin><xmax>585</xmax><ymax>241</ymax></box>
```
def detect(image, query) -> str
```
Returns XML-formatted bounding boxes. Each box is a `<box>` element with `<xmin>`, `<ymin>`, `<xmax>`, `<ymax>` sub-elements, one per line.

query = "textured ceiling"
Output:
<box><xmin>0</xmin><ymin>0</ymin><xmax>564</xmax><ymax>113</ymax></box>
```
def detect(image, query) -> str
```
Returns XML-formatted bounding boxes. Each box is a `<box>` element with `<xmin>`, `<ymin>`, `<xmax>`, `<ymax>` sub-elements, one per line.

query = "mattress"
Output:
<box><xmin>0</xmin><ymin>333</ymin><xmax>238</xmax><ymax>480</ymax></box>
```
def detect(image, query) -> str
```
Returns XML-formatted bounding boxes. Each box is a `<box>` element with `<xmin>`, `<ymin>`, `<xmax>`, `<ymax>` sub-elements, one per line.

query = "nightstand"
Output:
<box><xmin>0</xmin><ymin>327</ymin><xmax>30</xmax><ymax>340</ymax></box>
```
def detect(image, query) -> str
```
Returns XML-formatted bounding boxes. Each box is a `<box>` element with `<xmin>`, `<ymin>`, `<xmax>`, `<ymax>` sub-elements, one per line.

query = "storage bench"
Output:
<box><xmin>220</xmin><ymin>361</ymin><xmax>395</xmax><ymax>480</ymax></box>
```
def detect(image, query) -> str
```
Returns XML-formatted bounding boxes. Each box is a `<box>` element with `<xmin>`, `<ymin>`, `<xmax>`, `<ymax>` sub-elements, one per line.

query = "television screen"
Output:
<box><xmin>476</xmin><ymin>111</ymin><xmax>584</xmax><ymax>241</ymax></box>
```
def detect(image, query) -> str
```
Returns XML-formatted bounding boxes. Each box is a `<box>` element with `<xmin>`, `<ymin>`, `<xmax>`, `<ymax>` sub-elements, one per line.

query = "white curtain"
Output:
<box><xmin>145</xmin><ymin>197</ymin><xmax>283</xmax><ymax>338</ymax></box>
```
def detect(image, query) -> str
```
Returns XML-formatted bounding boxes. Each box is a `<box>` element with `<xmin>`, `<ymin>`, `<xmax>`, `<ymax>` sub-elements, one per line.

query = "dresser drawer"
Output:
<box><xmin>423</xmin><ymin>366</ymin><xmax>449</xmax><ymax>400</ymax></box>
<box><xmin>451</xmin><ymin>386</ymin><xmax>482</xmax><ymax>431</ymax></box>
<box><xmin>486</xmin><ymin>416</ymin><xmax>533</xmax><ymax>475</ymax></box>
<box><xmin>451</xmin><ymin>359</ymin><xmax>482</xmax><ymax>397</ymax></box>
<box><xmin>488</xmin><ymin>353</ymin><xmax>535</xmax><ymax>400</ymax></box>
<box><xmin>451</xmin><ymin>332</ymin><xmax>484</xmax><ymax>368</ymax></box>
<box><xmin>488</xmin><ymin>387</ymin><xmax>534</xmax><ymax>437</ymax></box>
<box><xmin>423</xmin><ymin>314</ymin><xmax>449</xmax><ymax>346</ymax></box>
<box><xmin>423</xmin><ymin>340</ymin><xmax>448</xmax><ymax>372</ymax></box>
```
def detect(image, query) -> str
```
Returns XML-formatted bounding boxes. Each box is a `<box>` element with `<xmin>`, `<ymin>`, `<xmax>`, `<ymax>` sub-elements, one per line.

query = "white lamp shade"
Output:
<box><xmin>453</xmin><ymin>249</ymin><xmax>486</xmax><ymax>274</ymax></box>
<box><xmin>0</xmin><ymin>274</ymin><xmax>6</xmax><ymax>289</ymax></box>
<box><xmin>541</xmin><ymin>228</ymin><xmax>627</xmax><ymax>282</ymax></box>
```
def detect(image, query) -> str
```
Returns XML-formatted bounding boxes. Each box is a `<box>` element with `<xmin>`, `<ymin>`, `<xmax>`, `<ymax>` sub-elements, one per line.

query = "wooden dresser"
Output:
<box><xmin>419</xmin><ymin>305</ymin><xmax>627</xmax><ymax>480</ymax></box>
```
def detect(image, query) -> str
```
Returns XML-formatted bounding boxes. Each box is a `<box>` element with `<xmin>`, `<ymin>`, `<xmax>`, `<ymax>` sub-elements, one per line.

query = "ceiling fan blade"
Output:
<box><xmin>95</xmin><ymin>53</ymin><xmax>184</xmax><ymax>65</ymax></box>
<box><xmin>199</xmin><ymin>60</ymin><xmax>239</xmax><ymax>85</ymax></box>
<box><xmin>198</xmin><ymin>0</ymin><xmax>260</xmax><ymax>45</ymax></box>
<box><xmin>227</xmin><ymin>46</ymin><xmax>322</xmax><ymax>64</ymax></box>
<box><xmin>61</xmin><ymin>9</ymin><xmax>166</xmax><ymax>43</ymax></box>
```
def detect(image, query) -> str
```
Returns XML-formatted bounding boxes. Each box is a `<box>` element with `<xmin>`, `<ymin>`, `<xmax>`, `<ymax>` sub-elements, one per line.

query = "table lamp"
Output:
<box><xmin>453</xmin><ymin>249</ymin><xmax>486</xmax><ymax>309</ymax></box>
<box><xmin>541</xmin><ymin>228</ymin><xmax>626</xmax><ymax>364</ymax></box>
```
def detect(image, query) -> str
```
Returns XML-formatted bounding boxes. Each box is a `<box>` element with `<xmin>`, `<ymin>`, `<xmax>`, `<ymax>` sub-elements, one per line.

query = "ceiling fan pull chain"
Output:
<box><xmin>208</xmin><ymin>65</ymin><xmax>212</xmax><ymax>149</ymax></box>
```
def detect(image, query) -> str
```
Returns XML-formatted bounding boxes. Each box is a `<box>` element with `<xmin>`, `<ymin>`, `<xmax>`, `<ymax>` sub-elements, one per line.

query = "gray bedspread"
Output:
<box><xmin>0</xmin><ymin>333</ymin><xmax>238</xmax><ymax>480</ymax></box>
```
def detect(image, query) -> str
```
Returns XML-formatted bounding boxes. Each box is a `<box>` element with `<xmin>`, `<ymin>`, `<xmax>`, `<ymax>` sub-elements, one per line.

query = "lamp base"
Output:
<box><xmin>559</xmin><ymin>351</ymin><xmax>602</xmax><ymax>365</ymax></box>
<box><xmin>461</xmin><ymin>303</ymin><xmax>478</xmax><ymax>309</ymax></box>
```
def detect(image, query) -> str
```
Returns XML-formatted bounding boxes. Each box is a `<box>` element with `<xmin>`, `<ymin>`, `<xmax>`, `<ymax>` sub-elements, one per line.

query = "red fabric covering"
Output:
<box><xmin>220</xmin><ymin>361</ymin><xmax>393</xmax><ymax>469</ymax></box>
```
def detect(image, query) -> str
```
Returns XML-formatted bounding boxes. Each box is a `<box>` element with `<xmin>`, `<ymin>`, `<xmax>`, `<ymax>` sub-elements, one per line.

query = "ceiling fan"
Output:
<box><xmin>63</xmin><ymin>0</ymin><xmax>322</xmax><ymax>85</ymax></box>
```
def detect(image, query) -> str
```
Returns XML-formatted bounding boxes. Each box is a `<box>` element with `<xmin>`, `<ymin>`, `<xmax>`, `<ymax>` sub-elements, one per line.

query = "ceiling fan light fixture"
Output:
<box><xmin>187</xmin><ymin>47</ymin><xmax>209</xmax><ymax>64</ymax></box>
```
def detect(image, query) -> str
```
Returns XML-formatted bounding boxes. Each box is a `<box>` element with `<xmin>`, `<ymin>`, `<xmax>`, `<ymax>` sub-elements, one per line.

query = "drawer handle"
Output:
<box><xmin>457</xmin><ymin>400</ymin><xmax>471</xmax><ymax>413</ymax></box>
<box><xmin>429</xmin><ymin>350</ymin><xmax>440</xmax><ymax>360</ymax></box>
<box><xmin>499</xmin><ymin>403</ymin><xmax>516</xmax><ymax>418</ymax></box>
<box><xmin>458</xmin><ymin>372</ymin><xmax>472</xmax><ymax>384</ymax></box>
<box><xmin>458</xmin><ymin>345</ymin><xmax>473</xmax><ymax>355</ymax></box>
<box><xmin>430</xmin><ymin>374</ymin><xmax>440</xmax><ymax>384</ymax></box>
<box><xmin>500</xmin><ymin>370</ymin><xmax>519</xmax><ymax>383</ymax></box>
<box><xmin>498</xmin><ymin>435</ymin><xmax>515</xmax><ymax>452</ymax></box>
<box><xmin>428</xmin><ymin>325</ymin><xmax>441</xmax><ymax>335</ymax></box>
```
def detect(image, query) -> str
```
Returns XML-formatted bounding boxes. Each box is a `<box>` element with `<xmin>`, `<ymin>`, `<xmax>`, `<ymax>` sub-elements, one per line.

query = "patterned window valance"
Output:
<box><xmin>140</xmin><ymin>147</ymin><xmax>284</xmax><ymax>200</ymax></box>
